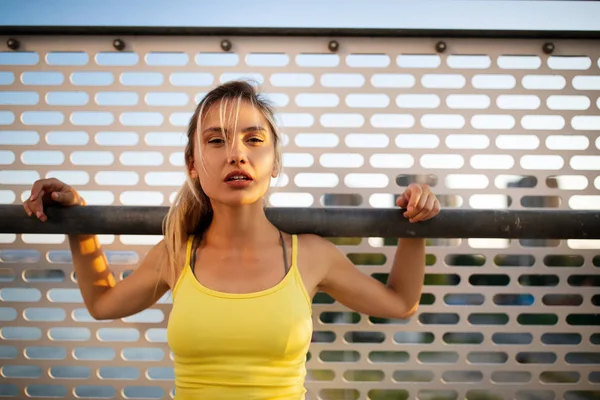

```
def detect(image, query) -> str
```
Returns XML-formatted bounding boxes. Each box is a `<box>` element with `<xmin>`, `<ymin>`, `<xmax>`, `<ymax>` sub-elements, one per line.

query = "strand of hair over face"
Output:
<box><xmin>161</xmin><ymin>81</ymin><xmax>285</xmax><ymax>289</ymax></box>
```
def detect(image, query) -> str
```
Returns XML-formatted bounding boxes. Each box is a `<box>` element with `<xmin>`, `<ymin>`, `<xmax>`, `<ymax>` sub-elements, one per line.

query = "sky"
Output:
<box><xmin>0</xmin><ymin>0</ymin><xmax>599</xmax><ymax>32</ymax></box>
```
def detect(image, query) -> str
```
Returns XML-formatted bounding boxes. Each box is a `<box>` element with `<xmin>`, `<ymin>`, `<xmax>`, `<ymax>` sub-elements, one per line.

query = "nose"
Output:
<box><xmin>226</xmin><ymin>140</ymin><xmax>247</xmax><ymax>165</ymax></box>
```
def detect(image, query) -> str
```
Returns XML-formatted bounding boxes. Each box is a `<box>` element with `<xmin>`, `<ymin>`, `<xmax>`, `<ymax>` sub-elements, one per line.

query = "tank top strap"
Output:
<box><xmin>290</xmin><ymin>234</ymin><xmax>311</xmax><ymax>313</ymax></box>
<box><xmin>291</xmin><ymin>234</ymin><xmax>298</xmax><ymax>270</ymax></box>
<box><xmin>172</xmin><ymin>234</ymin><xmax>195</xmax><ymax>299</ymax></box>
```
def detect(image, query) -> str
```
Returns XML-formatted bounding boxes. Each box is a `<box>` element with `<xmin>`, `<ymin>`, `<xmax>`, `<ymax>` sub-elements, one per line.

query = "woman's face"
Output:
<box><xmin>188</xmin><ymin>100</ymin><xmax>277</xmax><ymax>208</ymax></box>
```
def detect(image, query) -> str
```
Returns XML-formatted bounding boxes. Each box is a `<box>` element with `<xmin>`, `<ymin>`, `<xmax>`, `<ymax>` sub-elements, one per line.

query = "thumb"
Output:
<box><xmin>51</xmin><ymin>191</ymin><xmax>77</xmax><ymax>206</ymax></box>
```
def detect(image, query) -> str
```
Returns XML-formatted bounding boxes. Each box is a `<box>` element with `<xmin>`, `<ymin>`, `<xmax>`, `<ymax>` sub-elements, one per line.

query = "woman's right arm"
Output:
<box><xmin>24</xmin><ymin>178</ymin><xmax>171</xmax><ymax>320</ymax></box>
<box><xmin>69</xmin><ymin>234</ymin><xmax>169</xmax><ymax>320</ymax></box>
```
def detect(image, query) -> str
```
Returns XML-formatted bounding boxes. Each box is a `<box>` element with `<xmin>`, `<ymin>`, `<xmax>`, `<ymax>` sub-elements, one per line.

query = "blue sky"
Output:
<box><xmin>1</xmin><ymin>0</ymin><xmax>599</xmax><ymax>32</ymax></box>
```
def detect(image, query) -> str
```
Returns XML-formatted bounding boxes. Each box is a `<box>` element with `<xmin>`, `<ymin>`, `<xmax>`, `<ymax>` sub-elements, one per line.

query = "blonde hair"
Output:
<box><xmin>161</xmin><ymin>81</ymin><xmax>282</xmax><ymax>288</ymax></box>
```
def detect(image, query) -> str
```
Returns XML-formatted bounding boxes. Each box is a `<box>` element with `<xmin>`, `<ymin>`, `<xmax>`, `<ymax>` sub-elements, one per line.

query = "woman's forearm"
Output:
<box><xmin>387</xmin><ymin>238</ymin><xmax>426</xmax><ymax>313</ymax></box>
<box><xmin>68</xmin><ymin>234</ymin><xmax>115</xmax><ymax>316</ymax></box>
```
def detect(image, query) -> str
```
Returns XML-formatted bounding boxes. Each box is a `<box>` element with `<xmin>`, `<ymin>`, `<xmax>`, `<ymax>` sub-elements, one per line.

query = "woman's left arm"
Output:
<box><xmin>316</xmin><ymin>183</ymin><xmax>440</xmax><ymax>319</ymax></box>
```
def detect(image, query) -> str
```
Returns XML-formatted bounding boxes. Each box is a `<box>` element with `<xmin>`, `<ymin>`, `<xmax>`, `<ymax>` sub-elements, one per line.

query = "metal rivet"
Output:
<box><xmin>113</xmin><ymin>39</ymin><xmax>126</xmax><ymax>51</ymax></box>
<box><xmin>542</xmin><ymin>42</ymin><xmax>555</xmax><ymax>54</ymax></box>
<box><xmin>6</xmin><ymin>38</ymin><xmax>20</xmax><ymax>50</ymax></box>
<box><xmin>435</xmin><ymin>41</ymin><xmax>447</xmax><ymax>53</ymax></box>
<box><xmin>328</xmin><ymin>40</ymin><xmax>339</xmax><ymax>52</ymax></box>
<box><xmin>220</xmin><ymin>39</ymin><xmax>232</xmax><ymax>52</ymax></box>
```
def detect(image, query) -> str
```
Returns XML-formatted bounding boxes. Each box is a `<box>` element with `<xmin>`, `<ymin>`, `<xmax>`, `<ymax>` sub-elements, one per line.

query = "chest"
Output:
<box><xmin>193</xmin><ymin>247</ymin><xmax>289</xmax><ymax>294</ymax></box>
<box><xmin>167</xmin><ymin>273</ymin><xmax>313</xmax><ymax>360</ymax></box>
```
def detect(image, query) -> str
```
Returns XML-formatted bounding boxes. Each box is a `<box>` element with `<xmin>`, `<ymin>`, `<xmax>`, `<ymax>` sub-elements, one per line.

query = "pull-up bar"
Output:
<box><xmin>0</xmin><ymin>205</ymin><xmax>598</xmax><ymax>239</ymax></box>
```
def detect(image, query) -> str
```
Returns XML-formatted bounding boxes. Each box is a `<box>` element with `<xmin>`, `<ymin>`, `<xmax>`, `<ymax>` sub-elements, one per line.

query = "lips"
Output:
<box><xmin>224</xmin><ymin>170</ymin><xmax>253</xmax><ymax>182</ymax></box>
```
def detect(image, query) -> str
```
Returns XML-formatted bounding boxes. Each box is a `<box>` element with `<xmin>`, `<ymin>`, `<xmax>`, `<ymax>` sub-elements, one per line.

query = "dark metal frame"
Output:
<box><xmin>1</xmin><ymin>205</ymin><xmax>599</xmax><ymax>238</ymax></box>
<box><xmin>1</xmin><ymin>26</ymin><xmax>600</xmax><ymax>39</ymax></box>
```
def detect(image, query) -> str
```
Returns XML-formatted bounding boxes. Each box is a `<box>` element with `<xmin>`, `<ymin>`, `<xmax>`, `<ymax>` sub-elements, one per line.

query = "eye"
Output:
<box><xmin>248</xmin><ymin>137</ymin><xmax>264</xmax><ymax>143</ymax></box>
<box><xmin>208</xmin><ymin>137</ymin><xmax>225</xmax><ymax>144</ymax></box>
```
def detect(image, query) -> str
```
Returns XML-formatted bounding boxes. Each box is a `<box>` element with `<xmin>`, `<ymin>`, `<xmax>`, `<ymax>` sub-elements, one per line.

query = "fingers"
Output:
<box><xmin>29</xmin><ymin>178</ymin><xmax>65</xmax><ymax>201</ymax></box>
<box><xmin>26</xmin><ymin>189</ymin><xmax>47</xmax><ymax>221</ymax></box>
<box><xmin>399</xmin><ymin>184</ymin><xmax>441</xmax><ymax>223</ymax></box>
<box><xmin>402</xmin><ymin>184</ymin><xmax>423</xmax><ymax>219</ymax></box>
<box><xmin>24</xmin><ymin>178</ymin><xmax>76</xmax><ymax>222</ymax></box>
<box><xmin>23</xmin><ymin>199</ymin><xmax>33</xmax><ymax>217</ymax></box>
<box><xmin>396</xmin><ymin>192</ymin><xmax>409</xmax><ymax>208</ymax></box>
<box><xmin>407</xmin><ymin>185</ymin><xmax>423</xmax><ymax>211</ymax></box>
<box><xmin>23</xmin><ymin>199</ymin><xmax>46</xmax><ymax>221</ymax></box>
<box><xmin>29</xmin><ymin>180</ymin><xmax>47</xmax><ymax>202</ymax></box>
<box><xmin>410</xmin><ymin>194</ymin><xmax>437</xmax><ymax>223</ymax></box>
<box><xmin>406</xmin><ymin>193</ymin><xmax>428</xmax><ymax>222</ymax></box>
<box><xmin>27</xmin><ymin>179</ymin><xmax>53</xmax><ymax>222</ymax></box>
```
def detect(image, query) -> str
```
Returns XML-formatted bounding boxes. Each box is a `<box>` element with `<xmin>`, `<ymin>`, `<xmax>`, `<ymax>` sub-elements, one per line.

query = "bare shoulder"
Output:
<box><xmin>138</xmin><ymin>239</ymin><xmax>169</xmax><ymax>277</ymax></box>
<box><xmin>137</xmin><ymin>238</ymin><xmax>189</xmax><ymax>289</ymax></box>
<box><xmin>294</xmin><ymin>233</ymin><xmax>344</xmax><ymax>295</ymax></box>
<box><xmin>297</xmin><ymin>233</ymin><xmax>339</xmax><ymax>255</ymax></box>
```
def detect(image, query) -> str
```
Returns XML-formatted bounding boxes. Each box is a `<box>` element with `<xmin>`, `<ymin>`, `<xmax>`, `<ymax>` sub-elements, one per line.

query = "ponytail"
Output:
<box><xmin>162</xmin><ymin>176</ymin><xmax>212</xmax><ymax>288</ymax></box>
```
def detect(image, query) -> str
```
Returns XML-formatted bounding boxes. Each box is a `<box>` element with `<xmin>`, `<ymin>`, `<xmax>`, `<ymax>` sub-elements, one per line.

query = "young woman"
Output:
<box><xmin>23</xmin><ymin>81</ymin><xmax>441</xmax><ymax>399</ymax></box>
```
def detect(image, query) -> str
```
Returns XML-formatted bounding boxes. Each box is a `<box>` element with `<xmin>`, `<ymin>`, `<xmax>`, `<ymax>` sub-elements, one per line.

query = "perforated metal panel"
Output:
<box><xmin>0</xmin><ymin>36</ymin><xmax>599</xmax><ymax>400</ymax></box>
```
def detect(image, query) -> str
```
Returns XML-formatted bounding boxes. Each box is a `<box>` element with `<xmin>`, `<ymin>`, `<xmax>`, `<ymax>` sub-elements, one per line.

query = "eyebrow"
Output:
<box><xmin>201</xmin><ymin>126</ymin><xmax>267</xmax><ymax>135</ymax></box>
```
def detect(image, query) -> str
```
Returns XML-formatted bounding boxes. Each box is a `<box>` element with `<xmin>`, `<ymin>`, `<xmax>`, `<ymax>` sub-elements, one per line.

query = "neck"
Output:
<box><xmin>204</xmin><ymin>201</ymin><xmax>277</xmax><ymax>248</ymax></box>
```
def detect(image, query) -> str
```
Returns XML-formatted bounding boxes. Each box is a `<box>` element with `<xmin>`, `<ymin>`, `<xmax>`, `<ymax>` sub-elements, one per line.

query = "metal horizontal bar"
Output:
<box><xmin>2</xmin><ymin>26</ymin><xmax>600</xmax><ymax>40</ymax></box>
<box><xmin>1</xmin><ymin>205</ymin><xmax>599</xmax><ymax>239</ymax></box>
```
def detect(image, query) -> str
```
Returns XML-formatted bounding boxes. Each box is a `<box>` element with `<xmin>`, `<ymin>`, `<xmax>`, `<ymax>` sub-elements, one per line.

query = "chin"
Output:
<box><xmin>214</xmin><ymin>190</ymin><xmax>268</xmax><ymax>208</ymax></box>
<box><xmin>220</xmin><ymin>196</ymin><xmax>265</xmax><ymax>208</ymax></box>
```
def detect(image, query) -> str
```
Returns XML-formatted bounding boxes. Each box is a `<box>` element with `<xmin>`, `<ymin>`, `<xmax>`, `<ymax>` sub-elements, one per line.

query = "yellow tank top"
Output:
<box><xmin>167</xmin><ymin>234</ymin><xmax>313</xmax><ymax>400</ymax></box>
